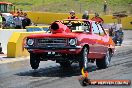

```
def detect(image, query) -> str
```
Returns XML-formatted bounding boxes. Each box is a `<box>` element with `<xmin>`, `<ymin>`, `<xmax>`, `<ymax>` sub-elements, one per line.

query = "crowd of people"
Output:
<box><xmin>0</xmin><ymin>9</ymin><xmax>31</xmax><ymax>29</ymax></box>
<box><xmin>67</xmin><ymin>10</ymin><xmax>123</xmax><ymax>45</ymax></box>
<box><xmin>68</xmin><ymin>10</ymin><xmax>104</xmax><ymax>24</ymax></box>
<box><xmin>14</xmin><ymin>10</ymin><xmax>31</xmax><ymax>29</ymax></box>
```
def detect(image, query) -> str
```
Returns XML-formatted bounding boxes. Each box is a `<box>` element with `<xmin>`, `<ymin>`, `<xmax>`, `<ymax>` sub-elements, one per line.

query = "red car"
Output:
<box><xmin>25</xmin><ymin>19</ymin><xmax>115</xmax><ymax>70</ymax></box>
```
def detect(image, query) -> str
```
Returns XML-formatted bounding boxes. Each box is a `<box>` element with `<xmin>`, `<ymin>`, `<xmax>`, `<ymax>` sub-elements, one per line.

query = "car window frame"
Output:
<box><xmin>83</xmin><ymin>21</ymin><xmax>91</xmax><ymax>33</ymax></box>
<box><xmin>97</xmin><ymin>23</ymin><xmax>106</xmax><ymax>36</ymax></box>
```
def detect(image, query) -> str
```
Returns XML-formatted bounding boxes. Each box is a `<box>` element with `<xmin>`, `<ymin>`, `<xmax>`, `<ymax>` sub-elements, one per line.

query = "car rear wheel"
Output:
<box><xmin>30</xmin><ymin>53</ymin><xmax>40</xmax><ymax>70</ymax></box>
<box><xmin>96</xmin><ymin>50</ymin><xmax>111</xmax><ymax>69</ymax></box>
<box><xmin>79</xmin><ymin>47</ymin><xmax>89</xmax><ymax>70</ymax></box>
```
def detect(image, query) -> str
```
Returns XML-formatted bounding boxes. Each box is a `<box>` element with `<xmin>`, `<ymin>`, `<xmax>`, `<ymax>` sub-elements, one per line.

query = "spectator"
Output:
<box><xmin>16</xmin><ymin>9</ymin><xmax>20</xmax><ymax>15</ymax></box>
<box><xmin>91</xmin><ymin>13</ymin><xmax>104</xmax><ymax>24</ymax></box>
<box><xmin>82</xmin><ymin>11</ymin><xmax>89</xmax><ymax>20</ymax></box>
<box><xmin>20</xmin><ymin>9</ymin><xmax>24</xmax><ymax>16</ymax></box>
<box><xmin>14</xmin><ymin>14</ymin><xmax>22</xmax><ymax>29</ymax></box>
<box><xmin>68</xmin><ymin>10</ymin><xmax>78</xmax><ymax>19</ymax></box>
<box><xmin>103</xmin><ymin>0</ymin><xmax>107</xmax><ymax>15</ymax></box>
<box><xmin>22</xmin><ymin>13</ymin><xmax>31</xmax><ymax>29</ymax></box>
<box><xmin>1</xmin><ymin>14</ymin><xmax>6</xmax><ymax>28</ymax></box>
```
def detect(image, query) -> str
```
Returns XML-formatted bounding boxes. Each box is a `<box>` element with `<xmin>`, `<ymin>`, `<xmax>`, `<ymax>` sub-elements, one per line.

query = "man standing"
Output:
<box><xmin>82</xmin><ymin>11</ymin><xmax>89</xmax><ymax>20</ymax></box>
<box><xmin>104</xmin><ymin>0</ymin><xmax>107</xmax><ymax>15</ymax></box>
<box><xmin>91</xmin><ymin>13</ymin><xmax>104</xmax><ymax>24</ymax></box>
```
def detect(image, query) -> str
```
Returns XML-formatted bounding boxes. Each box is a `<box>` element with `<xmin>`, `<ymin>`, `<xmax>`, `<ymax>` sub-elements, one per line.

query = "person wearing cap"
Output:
<box><xmin>82</xmin><ymin>11</ymin><xmax>89</xmax><ymax>20</ymax></box>
<box><xmin>68</xmin><ymin>10</ymin><xmax>78</xmax><ymax>19</ymax></box>
<box><xmin>91</xmin><ymin>13</ymin><xmax>104</xmax><ymax>24</ymax></box>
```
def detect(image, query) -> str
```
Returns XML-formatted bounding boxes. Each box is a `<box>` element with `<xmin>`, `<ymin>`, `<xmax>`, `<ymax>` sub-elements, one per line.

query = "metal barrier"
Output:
<box><xmin>7</xmin><ymin>32</ymin><xmax>44</xmax><ymax>57</ymax></box>
<box><xmin>26</xmin><ymin>12</ymin><xmax>132</xmax><ymax>29</ymax></box>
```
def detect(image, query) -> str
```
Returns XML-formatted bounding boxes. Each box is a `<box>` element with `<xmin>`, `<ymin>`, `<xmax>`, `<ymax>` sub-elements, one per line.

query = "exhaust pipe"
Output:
<box><xmin>50</xmin><ymin>22</ymin><xmax>71</xmax><ymax>34</ymax></box>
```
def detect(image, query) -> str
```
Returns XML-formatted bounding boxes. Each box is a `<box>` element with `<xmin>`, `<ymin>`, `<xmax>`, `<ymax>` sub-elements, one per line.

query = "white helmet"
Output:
<box><xmin>84</xmin><ymin>11</ymin><xmax>88</xmax><ymax>15</ymax></box>
<box><xmin>70</xmin><ymin>10</ymin><xmax>75</xmax><ymax>15</ymax></box>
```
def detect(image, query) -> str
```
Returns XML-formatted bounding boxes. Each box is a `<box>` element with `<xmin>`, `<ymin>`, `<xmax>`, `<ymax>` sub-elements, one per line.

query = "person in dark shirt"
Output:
<box><xmin>103</xmin><ymin>0</ymin><xmax>107</xmax><ymax>15</ymax></box>
<box><xmin>22</xmin><ymin>13</ymin><xmax>31</xmax><ymax>29</ymax></box>
<box><xmin>82</xmin><ymin>11</ymin><xmax>89</xmax><ymax>20</ymax></box>
<box><xmin>0</xmin><ymin>14</ymin><xmax>6</xmax><ymax>28</ymax></box>
<box><xmin>113</xmin><ymin>28</ymin><xmax>124</xmax><ymax>45</ymax></box>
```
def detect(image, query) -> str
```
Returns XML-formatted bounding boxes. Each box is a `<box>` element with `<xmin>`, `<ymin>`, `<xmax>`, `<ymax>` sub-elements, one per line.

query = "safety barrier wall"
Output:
<box><xmin>0</xmin><ymin>29</ymin><xmax>26</xmax><ymax>54</ymax></box>
<box><xmin>26</xmin><ymin>12</ymin><xmax>132</xmax><ymax>29</ymax></box>
<box><xmin>7</xmin><ymin>32</ymin><xmax>44</xmax><ymax>58</ymax></box>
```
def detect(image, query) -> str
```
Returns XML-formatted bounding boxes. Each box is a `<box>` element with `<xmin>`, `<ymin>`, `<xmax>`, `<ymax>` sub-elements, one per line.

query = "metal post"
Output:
<box><xmin>80</xmin><ymin>3</ymin><xmax>82</xmax><ymax>13</ymax></box>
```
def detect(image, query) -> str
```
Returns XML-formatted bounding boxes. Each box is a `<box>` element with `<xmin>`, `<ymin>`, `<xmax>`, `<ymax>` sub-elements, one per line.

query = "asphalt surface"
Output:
<box><xmin>0</xmin><ymin>30</ymin><xmax>132</xmax><ymax>88</ymax></box>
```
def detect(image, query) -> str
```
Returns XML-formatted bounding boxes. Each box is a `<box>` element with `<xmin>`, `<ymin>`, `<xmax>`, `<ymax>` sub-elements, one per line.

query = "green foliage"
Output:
<box><xmin>0</xmin><ymin>0</ymin><xmax>131</xmax><ymax>14</ymax></box>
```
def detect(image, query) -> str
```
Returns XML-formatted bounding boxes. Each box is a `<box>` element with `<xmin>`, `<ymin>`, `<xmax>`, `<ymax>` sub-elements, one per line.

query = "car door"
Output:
<box><xmin>83</xmin><ymin>21</ymin><xmax>95</xmax><ymax>55</ymax></box>
<box><xmin>90</xmin><ymin>22</ymin><xmax>103</xmax><ymax>58</ymax></box>
<box><xmin>97</xmin><ymin>23</ymin><xmax>109</xmax><ymax>54</ymax></box>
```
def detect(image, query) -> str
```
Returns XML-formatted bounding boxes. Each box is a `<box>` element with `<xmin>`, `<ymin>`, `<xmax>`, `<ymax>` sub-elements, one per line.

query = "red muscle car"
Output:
<box><xmin>25</xmin><ymin>19</ymin><xmax>115</xmax><ymax>70</ymax></box>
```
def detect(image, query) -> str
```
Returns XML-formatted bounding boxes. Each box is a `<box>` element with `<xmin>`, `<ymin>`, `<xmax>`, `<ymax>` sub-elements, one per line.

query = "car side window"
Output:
<box><xmin>97</xmin><ymin>24</ymin><xmax>105</xmax><ymax>36</ymax></box>
<box><xmin>92</xmin><ymin>22</ymin><xmax>99</xmax><ymax>35</ymax></box>
<box><xmin>83</xmin><ymin>22</ymin><xmax>90</xmax><ymax>32</ymax></box>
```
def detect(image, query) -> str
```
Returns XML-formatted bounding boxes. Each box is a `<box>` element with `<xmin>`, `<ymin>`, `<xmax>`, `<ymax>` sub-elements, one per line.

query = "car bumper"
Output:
<box><xmin>25</xmin><ymin>45</ymin><xmax>82</xmax><ymax>54</ymax></box>
<box><xmin>25</xmin><ymin>45</ymin><xmax>82</xmax><ymax>50</ymax></box>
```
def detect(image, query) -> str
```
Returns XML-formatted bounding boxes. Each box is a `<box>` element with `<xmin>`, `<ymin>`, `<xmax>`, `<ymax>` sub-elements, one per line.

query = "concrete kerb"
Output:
<box><xmin>0</xmin><ymin>55</ymin><xmax>29</xmax><ymax>64</ymax></box>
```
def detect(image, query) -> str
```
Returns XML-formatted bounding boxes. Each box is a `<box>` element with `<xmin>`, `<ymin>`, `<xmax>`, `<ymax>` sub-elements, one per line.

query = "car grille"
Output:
<box><xmin>36</xmin><ymin>38</ymin><xmax>67</xmax><ymax>46</ymax></box>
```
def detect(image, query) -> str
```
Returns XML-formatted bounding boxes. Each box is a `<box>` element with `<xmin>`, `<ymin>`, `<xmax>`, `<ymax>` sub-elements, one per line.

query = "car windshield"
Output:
<box><xmin>62</xmin><ymin>20</ymin><xmax>90</xmax><ymax>32</ymax></box>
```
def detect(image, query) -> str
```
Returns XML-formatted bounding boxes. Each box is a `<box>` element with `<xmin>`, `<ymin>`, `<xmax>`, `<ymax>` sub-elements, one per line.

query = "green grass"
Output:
<box><xmin>0</xmin><ymin>0</ymin><xmax>132</xmax><ymax>14</ymax></box>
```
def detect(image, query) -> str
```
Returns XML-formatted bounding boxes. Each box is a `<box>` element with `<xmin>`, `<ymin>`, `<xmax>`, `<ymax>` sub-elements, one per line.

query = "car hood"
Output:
<box><xmin>27</xmin><ymin>32</ymin><xmax>82</xmax><ymax>39</ymax></box>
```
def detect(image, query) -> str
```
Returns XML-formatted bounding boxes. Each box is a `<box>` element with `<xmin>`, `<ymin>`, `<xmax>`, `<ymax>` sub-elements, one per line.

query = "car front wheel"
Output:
<box><xmin>96</xmin><ymin>50</ymin><xmax>111</xmax><ymax>69</ymax></box>
<box><xmin>30</xmin><ymin>53</ymin><xmax>40</xmax><ymax>69</ymax></box>
<box><xmin>79</xmin><ymin>47</ymin><xmax>89</xmax><ymax>70</ymax></box>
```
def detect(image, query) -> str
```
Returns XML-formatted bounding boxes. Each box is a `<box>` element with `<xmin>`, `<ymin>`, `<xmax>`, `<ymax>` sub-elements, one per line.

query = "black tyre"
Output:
<box><xmin>30</xmin><ymin>53</ymin><xmax>40</xmax><ymax>69</ymax></box>
<box><xmin>96</xmin><ymin>50</ymin><xmax>111</xmax><ymax>69</ymax></box>
<box><xmin>59</xmin><ymin>61</ymin><xmax>71</xmax><ymax>68</ymax></box>
<box><xmin>79</xmin><ymin>47</ymin><xmax>89</xmax><ymax>70</ymax></box>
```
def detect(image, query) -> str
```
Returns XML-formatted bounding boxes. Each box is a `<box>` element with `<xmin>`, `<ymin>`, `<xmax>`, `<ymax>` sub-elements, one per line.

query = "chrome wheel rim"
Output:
<box><xmin>84</xmin><ymin>48</ymin><xmax>88</xmax><ymax>69</ymax></box>
<box><xmin>105</xmin><ymin>51</ymin><xmax>110</xmax><ymax>66</ymax></box>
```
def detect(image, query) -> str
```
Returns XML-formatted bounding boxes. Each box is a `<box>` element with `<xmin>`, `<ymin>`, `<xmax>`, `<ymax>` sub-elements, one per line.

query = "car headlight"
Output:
<box><xmin>69</xmin><ymin>39</ymin><xmax>76</xmax><ymax>45</ymax></box>
<box><xmin>27</xmin><ymin>39</ymin><xmax>34</xmax><ymax>46</ymax></box>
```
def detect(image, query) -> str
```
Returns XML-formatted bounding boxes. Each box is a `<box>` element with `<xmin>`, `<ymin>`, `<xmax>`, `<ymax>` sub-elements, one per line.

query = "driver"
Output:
<box><xmin>68</xmin><ymin>10</ymin><xmax>78</xmax><ymax>19</ymax></box>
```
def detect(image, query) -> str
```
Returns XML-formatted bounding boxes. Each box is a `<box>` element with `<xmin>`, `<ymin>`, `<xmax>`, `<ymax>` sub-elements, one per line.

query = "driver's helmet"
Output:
<box><xmin>84</xmin><ymin>11</ymin><xmax>88</xmax><ymax>15</ymax></box>
<box><xmin>70</xmin><ymin>10</ymin><xmax>75</xmax><ymax>16</ymax></box>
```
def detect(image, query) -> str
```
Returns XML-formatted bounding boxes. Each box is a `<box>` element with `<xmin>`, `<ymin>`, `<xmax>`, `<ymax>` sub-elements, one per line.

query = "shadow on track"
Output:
<box><xmin>15</xmin><ymin>64</ymin><xmax>97</xmax><ymax>78</ymax></box>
